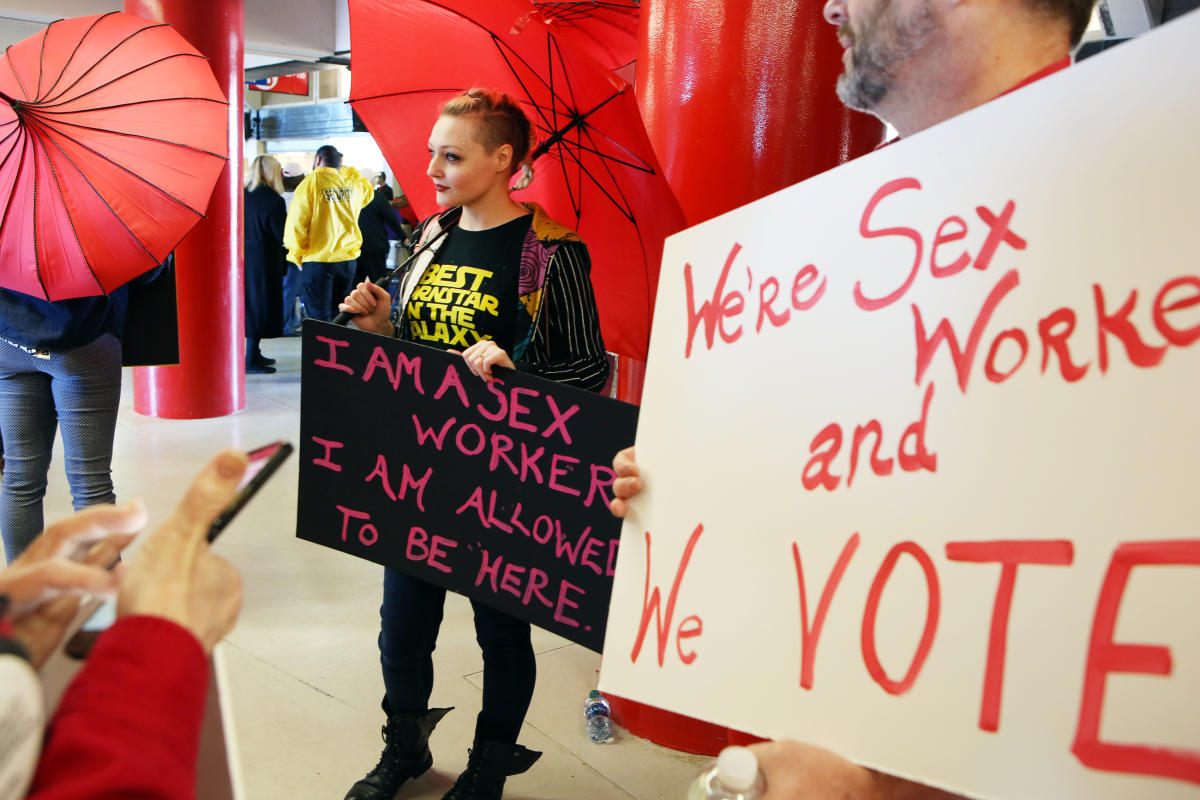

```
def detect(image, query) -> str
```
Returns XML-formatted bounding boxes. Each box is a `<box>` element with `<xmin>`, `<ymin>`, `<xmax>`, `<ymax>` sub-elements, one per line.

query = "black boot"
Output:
<box><xmin>344</xmin><ymin>704</ymin><xmax>452</xmax><ymax>800</ymax></box>
<box><xmin>441</xmin><ymin>738</ymin><xmax>542</xmax><ymax>800</ymax></box>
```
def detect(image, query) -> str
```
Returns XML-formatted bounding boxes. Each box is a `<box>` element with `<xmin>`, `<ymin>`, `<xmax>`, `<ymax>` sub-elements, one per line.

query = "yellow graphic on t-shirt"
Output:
<box><xmin>408</xmin><ymin>262</ymin><xmax>501</xmax><ymax>346</ymax></box>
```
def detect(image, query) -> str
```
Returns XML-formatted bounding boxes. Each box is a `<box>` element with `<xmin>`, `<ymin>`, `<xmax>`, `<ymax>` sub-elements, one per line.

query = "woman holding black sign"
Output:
<box><xmin>337</xmin><ymin>88</ymin><xmax>608</xmax><ymax>800</ymax></box>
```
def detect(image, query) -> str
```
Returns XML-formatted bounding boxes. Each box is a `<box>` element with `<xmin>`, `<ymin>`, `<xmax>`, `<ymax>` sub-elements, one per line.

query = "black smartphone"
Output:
<box><xmin>206</xmin><ymin>440</ymin><xmax>294</xmax><ymax>542</ymax></box>
<box><xmin>63</xmin><ymin>441</ymin><xmax>294</xmax><ymax>659</ymax></box>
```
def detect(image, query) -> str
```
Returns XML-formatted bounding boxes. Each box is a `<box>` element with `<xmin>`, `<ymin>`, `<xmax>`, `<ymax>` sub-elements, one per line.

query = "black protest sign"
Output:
<box><xmin>296</xmin><ymin>320</ymin><xmax>638</xmax><ymax>652</ymax></box>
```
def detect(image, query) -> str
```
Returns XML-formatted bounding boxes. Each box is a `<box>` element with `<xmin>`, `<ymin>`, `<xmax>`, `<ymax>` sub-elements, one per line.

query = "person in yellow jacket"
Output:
<box><xmin>283</xmin><ymin>145</ymin><xmax>374</xmax><ymax>321</ymax></box>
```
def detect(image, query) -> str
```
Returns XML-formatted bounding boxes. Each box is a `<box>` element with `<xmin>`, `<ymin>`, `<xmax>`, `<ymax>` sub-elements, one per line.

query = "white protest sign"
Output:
<box><xmin>599</xmin><ymin>13</ymin><xmax>1200</xmax><ymax>800</ymax></box>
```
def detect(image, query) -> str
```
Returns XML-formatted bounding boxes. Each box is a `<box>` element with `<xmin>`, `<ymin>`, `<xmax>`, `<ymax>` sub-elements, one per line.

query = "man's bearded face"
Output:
<box><xmin>836</xmin><ymin>0</ymin><xmax>940</xmax><ymax>112</ymax></box>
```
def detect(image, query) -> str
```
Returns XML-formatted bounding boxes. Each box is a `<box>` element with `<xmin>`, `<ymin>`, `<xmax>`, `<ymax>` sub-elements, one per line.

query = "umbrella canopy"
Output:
<box><xmin>350</xmin><ymin>0</ymin><xmax>684</xmax><ymax>363</ymax></box>
<box><xmin>524</xmin><ymin>2</ymin><xmax>640</xmax><ymax>71</ymax></box>
<box><xmin>0</xmin><ymin>11</ymin><xmax>228</xmax><ymax>301</ymax></box>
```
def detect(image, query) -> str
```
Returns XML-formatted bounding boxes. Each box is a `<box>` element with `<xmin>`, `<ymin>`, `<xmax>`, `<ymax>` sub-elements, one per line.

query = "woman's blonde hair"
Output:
<box><xmin>441</xmin><ymin>88</ymin><xmax>537</xmax><ymax>189</ymax></box>
<box><xmin>246</xmin><ymin>155</ymin><xmax>284</xmax><ymax>194</ymax></box>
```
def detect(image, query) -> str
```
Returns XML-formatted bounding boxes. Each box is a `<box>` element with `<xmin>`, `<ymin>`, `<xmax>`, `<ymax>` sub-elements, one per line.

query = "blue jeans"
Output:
<box><xmin>298</xmin><ymin>260</ymin><xmax>356</xmax><ymax>323</ymax></box>
<box><xmin>282</xmin><ymin>264</ymin><xmax>303</xmax><ymax>334</ymax></box>
<box><xmin>380</xmin><ymin>568</ymin><xmax>536</xmax><ymax>743</ymax></box>
<box><xmin>0</xmin><ymin>334</ymin><xmax>122</xmax><ymax>562</ymax></box>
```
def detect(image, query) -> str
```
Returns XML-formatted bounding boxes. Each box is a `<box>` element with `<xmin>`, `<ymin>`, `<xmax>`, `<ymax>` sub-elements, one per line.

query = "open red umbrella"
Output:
<box><xmin>350</xmin><ymin>0</ymin><xmax>684</xmax><ymax>362</ymax></box>
<box><xmin>0</xmin><ymin>11</ymin><xmax>228</xmax><ymax>301</ymax></box>
<box><xmin>521</xmin><ymin>2</ymin><xmax>640</xmax><ymax>71</ymax></box>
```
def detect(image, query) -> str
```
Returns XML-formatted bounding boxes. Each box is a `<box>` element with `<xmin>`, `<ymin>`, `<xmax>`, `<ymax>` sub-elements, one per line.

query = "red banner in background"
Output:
<box><xmin>247</xmin><ymin>72</ymin><xmax>309</xmax><ymax>95</ymax></box>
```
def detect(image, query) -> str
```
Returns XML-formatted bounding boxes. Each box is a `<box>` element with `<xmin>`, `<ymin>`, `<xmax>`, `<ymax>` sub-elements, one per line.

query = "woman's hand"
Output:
<box><xmin>339</xmin><ymin>281</ymin><xmax>393</xmax><ymax>335</ymax></box>
<box><xmin>1</xmin><ymin>502</ymin><xmax>145</xmax><ymax>667</ymax></box>
<box><xmin>459</xmin><ymin>340</ymin><xmax>514</xmax><ymax>382</ymax></box>
<box><xmin>610</xmin><ymin>445</ymin><xmax>643</xmax><ymax>518</ymax></box>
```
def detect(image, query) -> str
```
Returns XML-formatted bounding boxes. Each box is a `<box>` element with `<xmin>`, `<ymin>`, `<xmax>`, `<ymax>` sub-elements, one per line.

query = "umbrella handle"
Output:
<box><xmin>331</xmin><ymin>208</ymin><xmax>461</xmax><ymax>327</ymax></box>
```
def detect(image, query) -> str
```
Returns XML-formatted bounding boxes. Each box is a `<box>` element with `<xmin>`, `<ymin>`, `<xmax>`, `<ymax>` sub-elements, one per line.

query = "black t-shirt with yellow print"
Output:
<box><xmin>404</xmin><ymin>214</ymin><xmax>532</xmax><ymax>353</ymax></box>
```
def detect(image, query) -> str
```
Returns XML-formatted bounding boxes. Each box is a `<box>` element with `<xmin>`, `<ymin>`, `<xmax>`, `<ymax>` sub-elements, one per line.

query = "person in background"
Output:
<box><xmin>0</xmin><ymin>449</ymin><xmax>247</xmax><ymax>798</ymax></box>
<box><xmin>282</xmin><ymin>145</ymin><xmax>374</xmax><ymax>322</ymax></box>
<box><xmin>281</xmin><ymin>161</ymin><xmax>306</xmax><ymax>335</ymax></box>
<box><xmin>372</xmin><ymin>169</ymin><xmax>394</xmax><ymax>202</ymax></box>
<box><xmin>338</xmin><ymin>88</ymin><xmax>608</xmax><ymax>800</ymax></box>
<box><xmin>354</xmin><ymin>170</ymin><xmax>407</xmax><ymax>287</ymax></box>
<box><xmin>392</xmin><ymin>189</ymin><xmax>420</xmax><ymax>232</ymax></box>
<box><xmin>0</xmin><ymin>259</ymin><xmax>166</xmax><ymax>563</ymax></box>
<box><xmin>609</xmin><ymin>0</ymin><xmax>1097</xmax><ymax>791</ymax></box>
<box><xmin>243</xmin><ymin>155</ymin><xmax>288</xmax><ymax>374</ymax></box>
<box><xmin>281</xmin><ymin>161</ymin><xmax>305</xmax><ymax>195</ymax></box>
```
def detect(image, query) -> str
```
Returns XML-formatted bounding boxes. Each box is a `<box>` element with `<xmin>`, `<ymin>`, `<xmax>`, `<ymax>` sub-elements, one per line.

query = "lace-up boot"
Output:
<box><xmin>440</xmin><ymin>738</ymin><xmax>542</xmax><ymax>800</ymax></box>
<box><xmin>343</xmin><ymin>704</ymin><xmax>452</xmax><ymax>800</ymax></box>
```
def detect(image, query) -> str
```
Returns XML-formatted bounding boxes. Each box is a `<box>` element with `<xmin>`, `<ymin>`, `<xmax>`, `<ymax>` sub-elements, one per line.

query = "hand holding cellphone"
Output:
<box><xmin>63</xmin><ymin>441</ymin><xmax>293</xmax><ymax>659</ymax></box>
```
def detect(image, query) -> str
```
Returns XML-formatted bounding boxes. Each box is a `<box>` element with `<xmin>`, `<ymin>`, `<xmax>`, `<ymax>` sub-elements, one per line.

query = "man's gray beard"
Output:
<box><xmin>835</xmin><ymin>1</ymin><xmax>939</xmax><ymax>114</ymax></box>
<box><xmin>836</xmin><ymin>58</ymin><xmax>890</xmax><ymax>112</ymax></box>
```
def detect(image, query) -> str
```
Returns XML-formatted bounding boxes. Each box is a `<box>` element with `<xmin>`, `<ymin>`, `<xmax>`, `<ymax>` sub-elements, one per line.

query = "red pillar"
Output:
<box><xmin>607</xmin><ymin>0</ymin><xmax>887</xmax><ymax>755</ymax></box>
<box><xmin>128</xmin><ymin>0</ymin><xmax>245</xmax><ymax>418</ymax></box>
<box><xmin>637</xmin><ymin>0</ymin><xmax>884</xmax><ymax>226</ymax></box>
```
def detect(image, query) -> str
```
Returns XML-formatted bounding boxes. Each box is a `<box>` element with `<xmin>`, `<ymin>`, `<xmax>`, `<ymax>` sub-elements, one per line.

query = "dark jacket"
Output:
<box><xmin>357</xmin><ymin>189</ymin><xmax>405</xmax><ymax>255</ymax></box>
<box><xmin>244</xmin><ymin>185</ymin><xmax>287</xmax><ymax>339</ymax></box>
<box><xmin>0</xmin><ymin>264</ymin><xmax>168</xmax><ymax>352</ymax></box>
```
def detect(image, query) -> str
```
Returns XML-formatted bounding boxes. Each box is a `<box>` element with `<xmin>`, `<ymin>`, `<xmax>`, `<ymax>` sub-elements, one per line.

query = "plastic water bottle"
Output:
<box><xmin>686</xmin><ymin>746</ymin><xmax>767</xmax><ymax>799</ymax></box>
<box><xmin>584</xmin><ymin>689</ymin><xmax>614</xmax><ymax>743</ymax></box>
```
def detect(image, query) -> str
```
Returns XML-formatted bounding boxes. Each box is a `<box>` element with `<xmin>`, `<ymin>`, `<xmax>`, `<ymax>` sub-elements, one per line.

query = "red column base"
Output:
<box><xmin>616</xmin><ymin>355</ymin><xmax>646</xmax><ymax>406</ymax></box>
<box><xmin>607</xmin><ymin>694</ymin><xmax>768</xmax><ymax>756</ymax></box>
<box><xmin>608</xmin><ymin>694</ymin><xmax>728</xmax><ymax>755</ymax></box>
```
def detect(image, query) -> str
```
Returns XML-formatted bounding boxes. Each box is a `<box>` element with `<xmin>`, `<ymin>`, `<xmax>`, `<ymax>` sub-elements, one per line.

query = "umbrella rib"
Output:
<box><xmin>351</xmin><ymin>88</ymin><xmax>467</xmax><ymax>103</ymax></box>
<box><xmin>39</xmin><ymin>22</ymin><xmax>178</xmax><ymax>107</ymax></box>
<box><xmin>550</xmin><ymin>36</ymin><xmax>583</xmax><ymax>136</ymax></box>
<box><xmin>24</xmin><ymin>114</ymin><xmax>229</xmax><ymax>162</ymax></box>
<box><xmin>491</xmin><ymin>39</ymin><xmax>555</xmax><ymax>132</ymax></box>
<box><xmin>477</xmin><ymin>23</ymin><xmax>582</xmax><ymax>122</ymax></box>
<box><xmin>531</xmin><ymin>87</ymin><xmax>627</xmax><ymax>161</ymax></box>
<box><xmin>358</xmin><ymin>1</ymin><xmax>574</xmax><ymax>119</ymax></box>
<box><xmin>36</xmin><ymin>12</ymin><xmax>114</xmax><ymax>103</ymax></box>
<box><xmin>31</xmin><ymin>136</ymin><xmax>48</xmax><ymax>298</ymax></box>
<box><xmin>543</xmin><ymin>132</ymin><xmax>653</xmax><ymax>173</ymax></box>
<box><xmin>487</xmin><ymin>37</ymin><xmax>582</xmax><ymax>162</ymax></box>
<box><xmin>34</xmin><ymin>14</ymin><xmax>50</xmax><ymax>100</ymax></box>
<box><xmin>22</xmin><ymin>114</ymin><xmax>215</xmax><ymax>218</ymax></box>
<box><xmin>34</xmin><ymin>95</ymin><xmax>228</xmax><ymax>117</ymax></box>
<box><xmin>40</xmin><ymin>131</ymin><xmax>109</xmax><ymax>294</ymax></box>
<box><xmin>0</xmin><ymin>124</ymin><xmax>20</xmax><ymax>169</ymax></box>
<box><xmin>580</xmin><ymin>124</ymin><xmax>638</xmax><ymax>220</ymax></box>
<box><xmin>552</xmin><ymin>135</ymin><xmax>635</xmax><ymax>222</ymax></box>
<box><xmin>551</xmin><ymin>131</ymin><xmax>581</xmax><ymax>222</ymax></box>
<box><xmin>0</xmin><ymin>126</ymin><xmax>31</xmax><ymax>275</ymax></box>
<box><xmin>524</xmin><ymin>95</ymin><xmax>654</xmax><ymax>173</ymax></box>
<box><xmin>37</xmin><ymin>54</ymin><xmax>219</xmax><ymax>110</ymax></box>
<box><xmin>4</xmin><ymin>43</ymin><xmax>33</xmax><ymax>102</ymax></box>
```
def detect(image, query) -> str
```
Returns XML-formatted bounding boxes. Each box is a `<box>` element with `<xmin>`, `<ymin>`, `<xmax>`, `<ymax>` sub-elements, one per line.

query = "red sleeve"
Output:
<box><xmin>28</xmin><ymin>615</ymin><xmax>208</xmax><ymax>800</ymax></box>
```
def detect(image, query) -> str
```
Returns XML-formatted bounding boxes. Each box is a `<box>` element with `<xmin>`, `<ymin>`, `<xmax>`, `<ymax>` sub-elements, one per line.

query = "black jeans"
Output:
<box><xmin>298</xmin><ymin>260</ymin><xmax>356</xmax><ymax>322</ymax></box>
<box><xmin>379</xmin><ymin>568</ymin><xmax>536</xmax><ymax>743</ymax></box>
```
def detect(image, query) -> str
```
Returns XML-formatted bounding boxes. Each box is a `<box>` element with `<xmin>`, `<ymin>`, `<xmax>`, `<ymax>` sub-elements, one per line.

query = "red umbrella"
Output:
<box><xmin>0</xmin><ymin>11</ymin><xmax>228</xmax><ymax>301</ymax></box>
<box><xmin>521</xmin><ymin>2</ymin><xmax>640</xmax><ymax>71</ymax></box>
<box><xmin>350</xmin><ymin>0</ymin><xmax>684</xmax><ymax>362</ymax></box>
